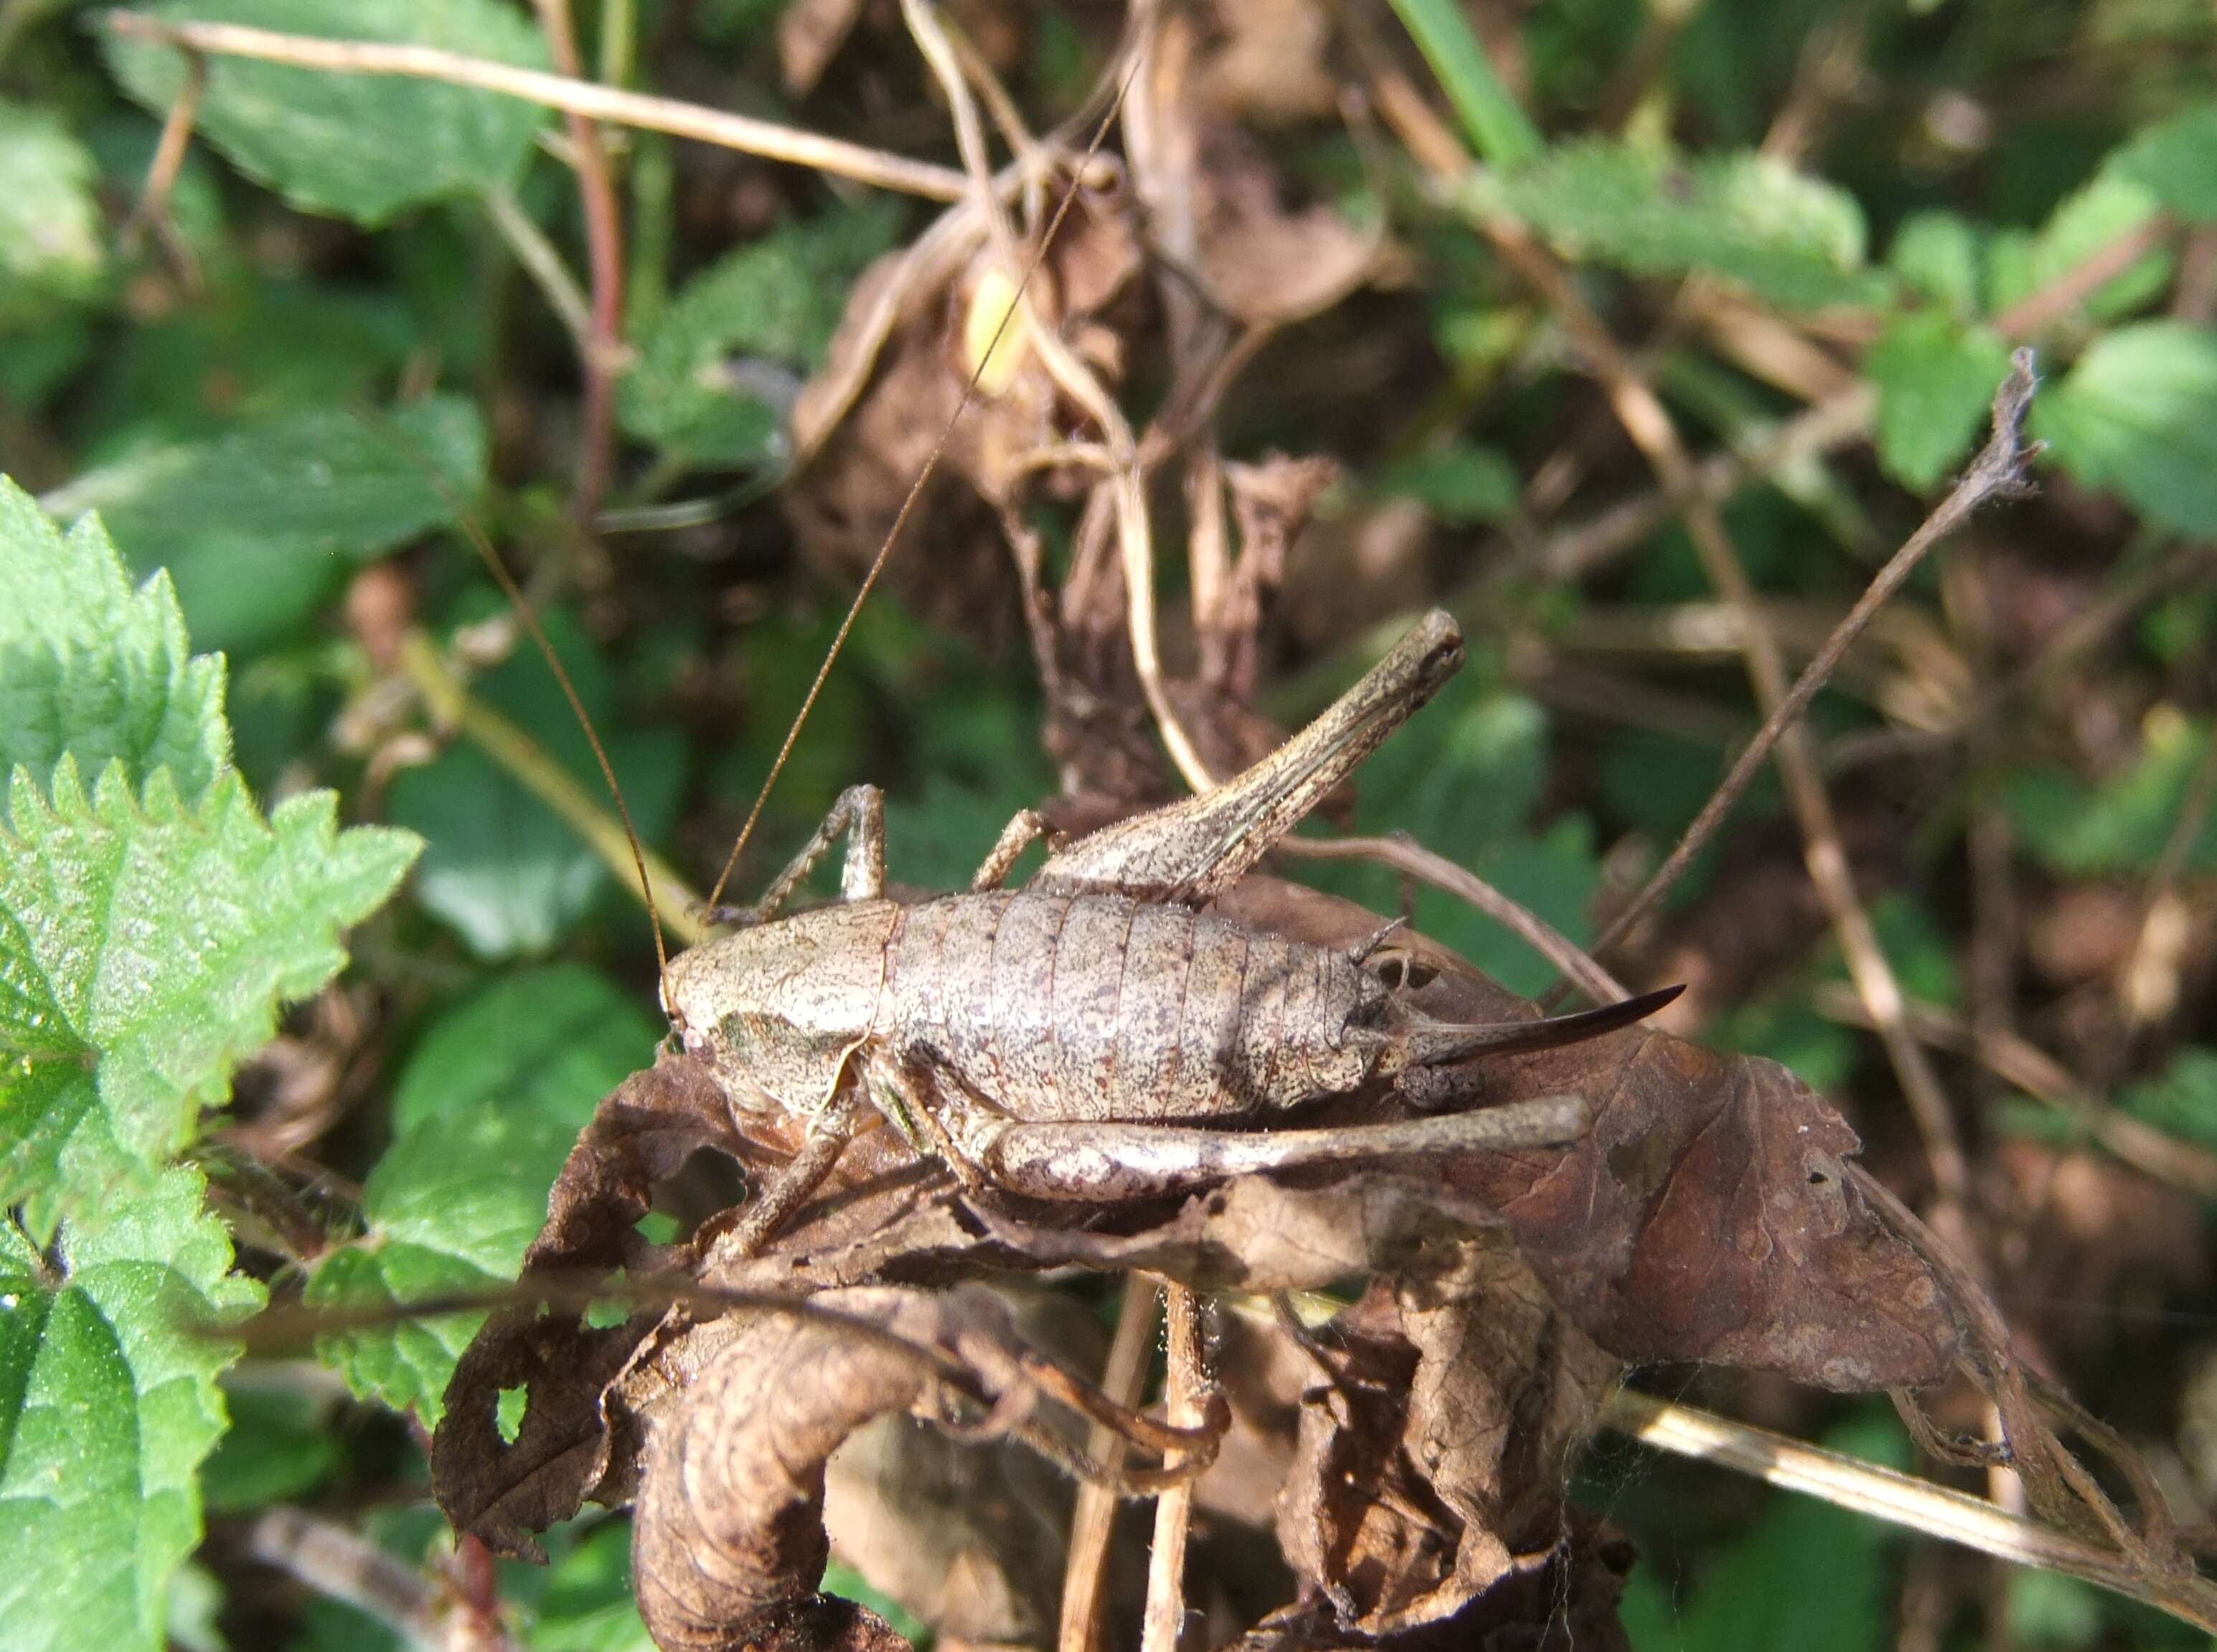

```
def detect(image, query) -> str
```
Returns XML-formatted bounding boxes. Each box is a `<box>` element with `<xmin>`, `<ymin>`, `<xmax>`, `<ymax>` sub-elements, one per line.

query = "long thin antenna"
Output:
<box><xmin>703</xmin><ymin>49</ymin><xmax>1146</xmax><ymax>915</ymax></box>
<box><xmin>450</xmin><ymin>508</ymin><xmax>674</xmax><ymax>993</ymax></box>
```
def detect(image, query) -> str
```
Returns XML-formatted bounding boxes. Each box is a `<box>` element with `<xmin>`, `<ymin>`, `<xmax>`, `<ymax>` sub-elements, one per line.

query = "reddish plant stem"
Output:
<box><xmin>533</xmin><ymin>0</ymin><xmax>623</xmax><ymax>528</ymax></box>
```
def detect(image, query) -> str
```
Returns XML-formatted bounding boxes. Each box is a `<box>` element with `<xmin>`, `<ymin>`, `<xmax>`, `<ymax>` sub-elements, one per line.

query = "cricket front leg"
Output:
<box><xmin>700</xmin><ymin>1090</ymin><xmax>876</xmax><ymax>1260</ymax></box>
<box><xmin>705</xmin><ymin>783</ymin><xmax>885</xmax><ymax>925</ymax></box>
<box><xmin>1028</xmin><ymin>610</ymin><xmax>1464</xmax><ymax>904</ymax></box>
<box><xmin>954</xmin><ymin>1096</ymin><xmax>1589</xmax><ymax>1203</ymax></box>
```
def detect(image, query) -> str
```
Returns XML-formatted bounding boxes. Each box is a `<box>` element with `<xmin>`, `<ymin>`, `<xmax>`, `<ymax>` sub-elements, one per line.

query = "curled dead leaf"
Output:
<box><xmin>1276</xmin><ymin>1238</ymin><xmax>1621</xmax><ymax>1635</ymax></box>
<box><xmin>631</xmin><ymin>1286</ymin><xmax>1065</xmax><ymax>1652</ymax></box>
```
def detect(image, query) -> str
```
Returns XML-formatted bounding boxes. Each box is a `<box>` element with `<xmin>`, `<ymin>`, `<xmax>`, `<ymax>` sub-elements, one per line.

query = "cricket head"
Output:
<box><xmin>661</xmin><ymin>901</ymin><xmax>905</xmax><ymax>1117</ymax></box>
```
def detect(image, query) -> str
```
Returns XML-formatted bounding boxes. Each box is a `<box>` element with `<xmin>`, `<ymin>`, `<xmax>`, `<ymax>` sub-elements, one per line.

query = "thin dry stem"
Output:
<box><xmin>1279</xmin><ymin>833</ymin><xmax>1629</xmax><ymax>1005</ymax></box>
<box><xmin>2118</xmin><ymin>731</ymin><xmax>2217</xmax><ymax>1027</ymax></box>
<box><xmin>1992</xmin><ymin>214</ymin><xmax>2176</xmax><ymax>337</ymax></box>
<box><xmin>1588</xmin><ymin>356</ymin><xmax>2040</xmax><ymax>961</ymax></box>
<box><xmin>1497</xmin><ymin>227</ymin><xmax>1974</xmax><ymax>1209</ymax></box>
<box><xmin>704</xmin><ymin>45</ymin><xmax>1142</xmax><ymax>914</ymax></box>
<box><xmin>904</xmin><ymin>0</ymin><xmax>1211</xmax><ymax>796</ymax></box>
<box><xmin>1060</xmin><ymin>1278</ymin><xmax>1162</xmax><ymax>1652</ymax></box>
<box><xmin>486</xmin><ymin>189</ymin><xmax>594</xmax><ymax>351</ymax></box>
<box><xmin>1809</xmin><ymin>983</ymin><xmax>2217</xmax><ymax>1198</ymax></box>
<box><xmin>1603</xmin><ymin>1389</ymin><xmax>2217</xmax><ymax>1633</ymax></box>
<box><xmin>1142</xmin><ymin>1283</ymin><xmax>1205</xmax><ymax>1652</ymax></box>
<box><xmin>247</xmin><ymin>1507</ymin><xmax>459</xmax><ymax>1652</ymax></box>
<box><xmin>119</xmin><ymin>49</ymin><xmax>204</xmax><ymax>268</ymax></box>
<box><xmin>101</xmin><ymin>11</ymin><xmax>974</xmax><ymax>199</ymax></box>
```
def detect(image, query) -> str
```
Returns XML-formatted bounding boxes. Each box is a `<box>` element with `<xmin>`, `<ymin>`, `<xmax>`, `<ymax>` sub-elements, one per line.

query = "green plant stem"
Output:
<box><xmin>485</xmin><ymin>189</ymin><xmax>593</xmax><ymax>351</ymax></box>
<box><xmin>1386</xmin><ymin>0</ymin><xmax>1542</xmax><ymax>169</ymax></box>
<box><xmin>397</xmin><ymin>631</ymin><xmax>708</xmax><ymax>947</ymax></box>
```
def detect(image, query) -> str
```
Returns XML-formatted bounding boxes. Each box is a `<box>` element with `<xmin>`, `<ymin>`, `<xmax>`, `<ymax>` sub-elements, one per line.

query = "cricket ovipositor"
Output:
<box><xmin>656</xmin><ymin>608</ymin><xmax>1680</xmax><ymax>1245</ymax></box>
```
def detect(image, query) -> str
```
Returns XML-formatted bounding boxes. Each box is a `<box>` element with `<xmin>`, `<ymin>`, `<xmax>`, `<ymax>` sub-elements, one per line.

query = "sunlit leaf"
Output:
<box><xmin>1865</xmin><ymin>311</ymin><xmax>2012</xmax><ymax>492</ymax></box>
<box><xmin>1470</xmin><ymin>138</ymin><xmax>1886</xmax><ymax>310</ymax></box>
<box><xmin>0</xmin><ymin>477</ymin><xmax>228</xmax><ymax>799</ymax></box>
<box><xmin>2035</xmin><ymin>324</ymin><xmax>2217</xmax><ymax>536</ymax></box>
<box><xmin>0</xmin><ymin>1170</ymin><xmax>262</xmax><ymax>1652</ymax></box>
<box><xmin>2112</xmin><ymin>99</ymin><xmax>2217</xmax><ymax>223</ymax></box>
<box><xmin>105</xmin><ymin>0</ymin><xmax>548</xmax><ymax>225</ymax></box>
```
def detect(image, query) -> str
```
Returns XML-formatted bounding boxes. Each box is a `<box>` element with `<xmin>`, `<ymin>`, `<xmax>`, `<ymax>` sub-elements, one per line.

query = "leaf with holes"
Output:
<box><xmin>306</xmin><ymin>964</ymin><xmax>658</xmax><ymax>1423</ymax></box>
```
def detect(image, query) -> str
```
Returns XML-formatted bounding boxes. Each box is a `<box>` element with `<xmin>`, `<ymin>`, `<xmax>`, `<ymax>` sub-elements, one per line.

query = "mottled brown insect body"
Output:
<box><xmin>659</xmin><ymin>613</ymin><xmax>1680</xmax><ymax>1217</ymax></box>
<box><xmin>674</xmin><ymin>889</ymin><xmax>1385</xmax><ymax>1125</ymax></box>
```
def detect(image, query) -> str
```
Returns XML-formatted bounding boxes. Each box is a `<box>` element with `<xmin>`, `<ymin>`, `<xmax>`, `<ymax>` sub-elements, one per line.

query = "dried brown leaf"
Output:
<box><xmin>785</xmin><ymin>192</ymin><xmax>1144</xmax><ymax>642</ymax></box>
<box><xmin>630</xmin><ymin>1286</ymin><xmax>1040</xmax><ymax>1652</ymax></box>
<box><xmin>1276</xmin><ymin>1237</ymin><xmax>1621</xmax><ymax>1634</ymax></box>
<box><xmin>1210</xmin><ymin>877</ymin><xmax>1962</xmax><ymax>1389</ymax></box>
<box><xmin>1188</xmin><ymin>117</ymin><xmax>1376</xmax><ymax>325</ymax></box>
<box><xmin>1233</xmin><ymin>1514</ymin><xmax>1635</xmax><ymax>1652</ymax></box>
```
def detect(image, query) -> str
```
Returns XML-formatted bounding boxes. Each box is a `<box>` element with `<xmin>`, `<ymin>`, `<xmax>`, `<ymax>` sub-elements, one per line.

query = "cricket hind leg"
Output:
<box><xmin>954</xmin><ymin>1096</ymin><xmax>1590</xmax><ymax>1203</ymax></box>
<box><xmin>705</xmin><ymin>783</ymin><xmax>885</xmax><ymax>925</ymax></box>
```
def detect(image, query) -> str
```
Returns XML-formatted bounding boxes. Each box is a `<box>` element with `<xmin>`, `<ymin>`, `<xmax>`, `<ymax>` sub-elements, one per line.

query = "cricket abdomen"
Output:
<box><xmin>882</xmin><ymin>890</ymin><xmax>1383</xmax><ymax>1123</ymax></box>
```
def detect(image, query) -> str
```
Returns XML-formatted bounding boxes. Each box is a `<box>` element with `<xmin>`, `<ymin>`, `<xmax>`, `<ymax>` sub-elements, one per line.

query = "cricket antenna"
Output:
<box><xmin>702</xmin><ymin>45</ymin><xmax>1147</xmax><ymax>916</ymax></box>
<box><xmin>449</xmin><ymin>506</ymin><xmax>673</xmax><ymax>997</ymax></box>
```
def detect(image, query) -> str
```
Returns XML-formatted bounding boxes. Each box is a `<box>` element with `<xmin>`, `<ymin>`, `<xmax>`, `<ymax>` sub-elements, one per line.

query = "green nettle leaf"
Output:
<box><xmin>1375</xmin><ymin>443</ymin><xmax>1521</xmax><ymax>525</ymax></box>
<box><xmin>1472</xmin><ymin>138</ymin><xmax>1886</xmax><ymax>310</ymax></box>
<box><xmin>2033</xmin><ymin>321</ymin><xmax>2217</xmax><ymax>536</ymax></box>
<box><xmin>1</xmin><ymin>762</ymin><xmax>421</xmax><ymax>1213</ymax></box>
<box><xmin>388</xmin><ymin>607</ymin><xmax>682</xmax><ymax>958</ymax></box>
<box><xmin>2112</xmin><ymin>99</ymin><xmax>2217</xmax><ymax>223</ymax></box>
<box><xmin>1886</xmin><ymin>210</ymin><xmax>1985</xmax><ymax>317</ymax></box>
<box><xmin>618</xmin><ymin>205</ymin><xmax>902</xmax><ymax>467</ymax></box>
<box><xmin>0</xmin><ymin>100</ymin><xmax>105</xmax><ymax>329</ymax></box>
<box><xmin>105</xmin><ymin>0</ymin><xmax>549</xmax><ymax>226</ymax></box>
<box><xmin>1865</xmin><ymin>311</ymin><xmax>2012</xmax><ymax>492</ymax></box>
<box><xmin>0</xmin><ymin>478</ymin><xmax>230</xmax><ymax>798</ymax></box>
<box><xmin>198</xmin><ymin>1384</ymin><xmax>344</xmax><ymax>1514</ymax></box>
<box><xmin>2001</xmin><ymin>712</ymin><xmax>2215</xmax><ymax>876</ymax></box>
<box><xmin>2117</xmin><ymin>1048</ymin><xmax>2217</xmax><ymax>1152</ymax></box>
<box><xmin>42</xmin><ymin>395</ymin><xmax>486</xmax><ymax>653</ymax></box>
<box><xmin>307</xmin><ymin>964</ymin><xmax>659</xmax><ymax>1422</ymax></box>
<box><xmin>1985</xmin><ymin>173</ymin><xmax>2171</xmax><ymax>324</ymax></box>
<box><xmin>0</xmin><ymin>1169</ymin><xmax>263</xmax><ymax>1652</ymax></box>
